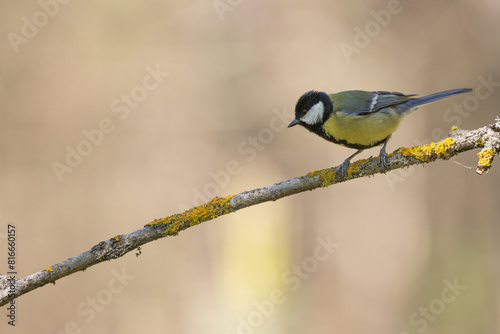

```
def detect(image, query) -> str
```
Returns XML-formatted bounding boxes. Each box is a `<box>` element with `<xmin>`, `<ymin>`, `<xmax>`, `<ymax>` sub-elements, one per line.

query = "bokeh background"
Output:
<box><xmin>1</xmin><ymin>0</ymin><xmax>500</xmax><ymax>333</ymax></box>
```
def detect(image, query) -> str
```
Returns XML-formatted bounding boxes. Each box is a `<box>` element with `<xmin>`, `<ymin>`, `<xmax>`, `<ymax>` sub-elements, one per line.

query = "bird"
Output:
<box><xmin>288</xmin><ymin>88</ymin><xmax>472</xmax><ymax>178</ymax></box>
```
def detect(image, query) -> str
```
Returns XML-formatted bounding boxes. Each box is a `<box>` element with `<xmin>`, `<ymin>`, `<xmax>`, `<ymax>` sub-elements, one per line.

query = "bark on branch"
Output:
<box><xmin>1</xmin><ymin>123</ymin><xmax>499</xmax><ymax>306</ymax></box>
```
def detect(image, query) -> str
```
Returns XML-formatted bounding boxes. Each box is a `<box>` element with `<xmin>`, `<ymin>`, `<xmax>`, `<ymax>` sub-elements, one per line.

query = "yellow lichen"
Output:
<box><xmin>399</xmin><ymin>145</ymin><xmax>426</xmax><ymax>160</ymax></box>
<box><xmin>319</xmin><ymin>169</ymin><xmax>337</xmax><ymax>187</ymax></box>
<box><xmin>477</xmin><ymin>149</ymin><xmax>496</xmax><ymax>167</ymax></box>
<box><xmin>306</xmin><ymin>170</ymin><xmax>320</xmax><ymax>178</ymax></box>
<box><xmin>306</xmin><ymin>157</ymin><xmax>374</xmax><ymax>187</ymax></box>
<box><xmin>346</xmin><ymin>158</ymin><xmax>365</xmax><ymax>178</ymax></box>
<box><xmin>477</xmin><ymin>137</ymin><xmax>485</xmax><ymax>146</ymax></box>
<box><xmin>399</xmin><ymin>138</ymin><xmax>455</xmax><ymax>161</ymax></box>
<box><xmin>307</xmin><ymin>168</ymin><xmax>336</xmax><ymax>187</ymax></box>
<box><xmin>146</xmin><ymin>196</ymin><xmax>234</xmax><ymax>236</ymax></box>
<box><xmin>451</xmin><ymin>126</ymin><xmax>457</xmax><ymax>130</ymax></box>
<box><xmin>45</xmin><ymin>265</ymin><xmax>53</xmax><ymax>272</ymax></box>
<box><xmin>435</xmin><ymin>137</ymin><xmax>455</xmax><ymax>155</ymax></box>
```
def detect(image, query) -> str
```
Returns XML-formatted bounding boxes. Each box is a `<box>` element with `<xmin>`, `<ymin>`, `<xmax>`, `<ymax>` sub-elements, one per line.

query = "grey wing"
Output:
<box><xmin>358</xmin><ymin>91</ymin><xmax>417</xmax><ymax>115</ymax></box>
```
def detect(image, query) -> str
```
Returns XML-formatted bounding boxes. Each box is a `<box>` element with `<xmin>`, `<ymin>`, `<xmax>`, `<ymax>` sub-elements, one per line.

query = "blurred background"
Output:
<box><xmin>1</xmin><ymin>0</ymin><xmax>500</xmax><ymax>333</ymax></box>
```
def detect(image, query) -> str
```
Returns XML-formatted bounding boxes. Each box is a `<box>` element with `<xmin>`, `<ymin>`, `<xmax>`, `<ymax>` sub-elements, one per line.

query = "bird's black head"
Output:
<box><xmin>288</xmin><ymin>91</ymin><xmax>332</xmax><ymax>128</ymax></box>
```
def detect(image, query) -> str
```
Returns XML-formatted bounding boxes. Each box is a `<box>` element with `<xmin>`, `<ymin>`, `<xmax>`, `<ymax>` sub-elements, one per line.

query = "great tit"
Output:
<box><xmin>288</xmin><ymin>88</ymin><xmax>472</xmax><ymax>178</ymax></box>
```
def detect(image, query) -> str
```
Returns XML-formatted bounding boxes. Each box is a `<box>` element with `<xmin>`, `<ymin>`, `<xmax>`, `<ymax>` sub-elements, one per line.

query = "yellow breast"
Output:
<box><xmin>323</xmin><ymin>110</ymin><xmax>402</xmax><ymax>147</ymax></box>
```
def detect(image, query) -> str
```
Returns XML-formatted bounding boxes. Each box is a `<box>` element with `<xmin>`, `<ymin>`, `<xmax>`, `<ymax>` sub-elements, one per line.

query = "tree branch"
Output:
<box><xmin>1</xmin><ymin>124</ymin><xmax>499</xmax><ymax>306</ymax></box>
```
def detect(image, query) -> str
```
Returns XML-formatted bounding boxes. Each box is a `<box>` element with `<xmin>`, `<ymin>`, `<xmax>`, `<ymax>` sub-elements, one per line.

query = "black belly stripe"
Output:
<box><xmin>321</xmin><ymin>133</ymin><xmax>388</xmax><ymax>150</ymax></box>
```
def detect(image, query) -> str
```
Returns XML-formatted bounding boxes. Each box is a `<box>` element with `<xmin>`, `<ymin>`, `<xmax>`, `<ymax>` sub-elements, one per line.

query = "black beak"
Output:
<box><xmin>288</xmin><ymin>119</ymin><xmax>300</xmax><ymax>128</ymax></box>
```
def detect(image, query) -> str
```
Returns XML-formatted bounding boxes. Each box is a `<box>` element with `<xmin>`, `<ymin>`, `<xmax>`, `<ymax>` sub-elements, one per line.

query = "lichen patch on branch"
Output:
<box><xmin>399</xmin><ymin>137</ymin><xmax>455</xmax><ymax>161</ymax></box>
<box><xmin>477</xmin><ymin>149</ymin><xmax>496</xmax><ymax>167</ymax></box>
<box><xmin>146</xmin><ymin>196</ymin><xmax>235</xmax><ymax>236</ymax></box>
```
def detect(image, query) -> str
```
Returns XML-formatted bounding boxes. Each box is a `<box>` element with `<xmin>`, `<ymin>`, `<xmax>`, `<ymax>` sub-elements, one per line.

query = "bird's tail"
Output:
<box><xmin>402</xmin><ymin>88</ymin><xmax>472</xmax><ymax>111</ymax></box>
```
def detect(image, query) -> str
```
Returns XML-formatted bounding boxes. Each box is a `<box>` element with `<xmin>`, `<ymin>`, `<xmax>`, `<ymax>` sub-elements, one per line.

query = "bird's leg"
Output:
<box><xmin>378</xmin><ymin>136</ymin><xmax>391</xmax><ymax>172</ymax></box>
<box><xmin>337</xmin><ymin>149</ymin><xmax>363</xmax><ymax>179</ymax></box>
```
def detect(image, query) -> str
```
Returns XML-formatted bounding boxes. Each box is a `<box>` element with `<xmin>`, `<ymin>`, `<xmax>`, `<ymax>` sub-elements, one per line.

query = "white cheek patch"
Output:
<box><xmin>300</xmin><ymin>101</ymin><xmax>324</xmax><ymax>125</ymax></box>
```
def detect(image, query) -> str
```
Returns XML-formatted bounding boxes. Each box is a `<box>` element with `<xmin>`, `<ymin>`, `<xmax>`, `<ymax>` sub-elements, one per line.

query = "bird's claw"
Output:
<box><xmin>336</xmin><ymin>159</ymin><xmax>350</xmax><ymax>180</ymax></box>
<box><xmin>378</xmin><ymin>149</ymin><xmax>387</xmax><ymax>172</ymax></box>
